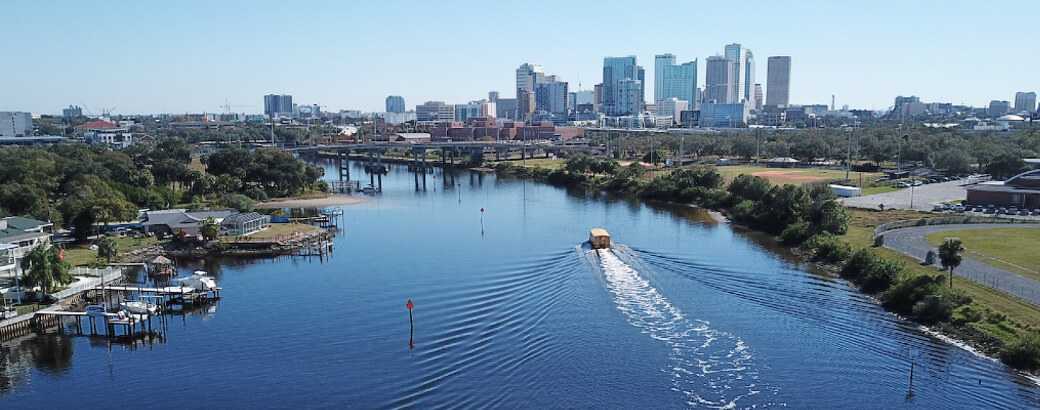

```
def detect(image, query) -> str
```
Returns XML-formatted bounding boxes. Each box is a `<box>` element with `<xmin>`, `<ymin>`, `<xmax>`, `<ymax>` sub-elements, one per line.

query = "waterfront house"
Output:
<box><xmin>0</xmin><ymin>244</ymin><xmax>16</xmax><ymax>278</ymax></box>
<box><xmin>0</xmin><ymin>216</ymin><xmax>53</xmax><ymax>260</ymax></box>
<box><xmin>141</xmin><ymin>209</ymin><xmax>234</xmax><ymax>237</ymax></box>
<box><xmin>221</xmin><ymin>212</ymin><xmax>271</xmax><ymax>236</ymax></box>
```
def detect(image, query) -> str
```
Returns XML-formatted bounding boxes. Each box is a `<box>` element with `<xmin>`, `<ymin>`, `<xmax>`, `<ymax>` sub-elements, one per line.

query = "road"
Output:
<box><xmin>881</xmin><ymin>223</ymin><xmax>1040</xmax><ymax>305</ymax></box>
<box><xmin>841</xmin><ymin>179</ymin><xmax>968</xmax><ymax>211</ymax></box>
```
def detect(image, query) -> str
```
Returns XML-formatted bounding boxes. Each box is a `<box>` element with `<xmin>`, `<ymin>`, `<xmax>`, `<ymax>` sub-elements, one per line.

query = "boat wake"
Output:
<box><xmin>592</xmin><ymin>247</ymin><xmax>770</xmax><ymax>408</ymax></box>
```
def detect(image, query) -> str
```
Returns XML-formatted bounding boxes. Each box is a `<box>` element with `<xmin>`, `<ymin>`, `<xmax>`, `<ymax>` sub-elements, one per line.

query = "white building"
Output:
<box><xmin>656</xmin><ymin>98</ymin><xmax>689</xmax><ymax>126</ymax></box>
<box><xmin>0</xmin><ymin>112</ymin><xmax>32</xmax><ymax>138</ymax></box>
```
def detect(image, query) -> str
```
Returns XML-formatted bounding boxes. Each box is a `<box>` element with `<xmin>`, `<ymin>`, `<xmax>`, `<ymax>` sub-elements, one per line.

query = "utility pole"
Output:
<box><xmin>846</xmin><ymin>127</ymin><xmax>854</xmax><ymax>181</ymax></box>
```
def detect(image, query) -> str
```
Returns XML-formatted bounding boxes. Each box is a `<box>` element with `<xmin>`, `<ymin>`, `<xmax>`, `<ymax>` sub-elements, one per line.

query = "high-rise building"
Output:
<box><xmin>602</xmin><ymin>56</ymin><xmax>645</xmax><ymax>116</ymax></box>
<box><xmin>536</xmin><ymin>76</ymin><xmax>568</xmax><ymax>115</ymax></box>
<box><xmin>385</xmin><ymin>96</ymin><xmax>405</xmax><ymax>113</ymax></box>
<box><xmin>656</xmin><ymin>97</ymin><xmax>688</xmax><ymax>125</ymax></box>
<box><xmin>263</xmin><ymin>94</ymin><xmax>293</xmax><ymax>118</ymax></box>
<box><xmin>753</xmin><ymin>84</ymin><xmax>764</xmax><ymax>111</ymax></box>
<box><xmin>62</xmin><ymin>105</ymin><xmax>82</xmax><ymax>121</ymax></box>
<box><xmin>705</xmin><ymin>56</ymin><xmax>734</xmax><ymax>103</ymax></box>
<box><xmin>743</xmin><ymin>50</ymin><xmax>756</xmax><ymax>107</ymax></box>
<box><xmin>654</xmin><ymin>54</ymin><xmax>698</xmax><ymax>107</ymax></box>
<box><xmin>0</xmin><ymin>112</ymin><xmax>33</xmax><ymax>138</ymax></box>
<box><xmin>496</xmin><ymin>98</ymin><xmax>517</xmax><ymax>120</ymax></box>
<box><xmin>454</xmin><ymin>102</ymin><xmax>482</xmax><ymax>122</ymax></box>
<box><xmin>415</xmin><ymin>101</ymin><xmax>455</xmax><ymax>122</ymax></box>
<box><xmin>488</xmin><ymin>91</ymin><xmax>500</xmax><ymax>103</ymax></box>
<box><xmin>516</xmin><ymin>63</ymin><xmax>545</xmax><ymax>120</ymax></box>
<box><xmin>724</xmin><ymin>44</ymin><xmax>747</xmax><ymax>104</ymax></box>
<box><xmin>988</xmin><ymin>100</ymin><xmax>1011</xmax><ymax>117</ymax></box>
<box><xmin>766</xmin><ymin>56</ymin><xmax>791</xmax><ymax>107</ymax></box>
<box><xmin>699</xmin><ymin>103</ymin><xmax>749</xmax><ymax>128</ymax></box>
<box><xmin>1014</xmin><ymin>92</ymin><xmax>1037</xmax><ymax>114</ymax></box>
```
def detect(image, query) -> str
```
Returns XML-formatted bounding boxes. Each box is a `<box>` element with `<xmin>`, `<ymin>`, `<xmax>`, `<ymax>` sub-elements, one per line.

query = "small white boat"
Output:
<box><xmin>177</xmin><ymin>271</ymin><xmax>218</xmax><ymax>291</ymax></box>
<box><xmin>119</xmin><ymin>300</ymin><xmax>159</xmax><ymax>315</ymax></box>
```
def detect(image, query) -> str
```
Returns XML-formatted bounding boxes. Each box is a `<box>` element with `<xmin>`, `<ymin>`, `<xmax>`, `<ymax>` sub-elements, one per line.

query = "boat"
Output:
<box><xmin>589</xmin><ymin>228</ymin><xmax>611</xmax><ymax>249</ymax></box>
<box><xmin>119</xmin><ymin>300</ymin><xmax>159</xmax><ymax>315</ymax></box>
<box><xmin>177</xmin><ymin>271</ymin><xmax>218</xmax><ymax>291</ymax></box>
<box><xmin>361</xmin><ymin>185</ymin><xmax>377</xmax><ymax>194</ymax></box>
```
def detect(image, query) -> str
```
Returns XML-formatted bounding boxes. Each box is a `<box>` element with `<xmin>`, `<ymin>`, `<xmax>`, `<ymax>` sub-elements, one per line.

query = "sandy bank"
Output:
<box><xmin>256</xmin><ymin>194</ymin><xmax>365</xmax><ymax>209</ymax></box>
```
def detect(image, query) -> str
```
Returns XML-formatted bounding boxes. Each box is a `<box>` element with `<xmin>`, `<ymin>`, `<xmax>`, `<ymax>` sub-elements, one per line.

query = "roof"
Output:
<box><xmin>2</xmin><ymin>216</ymin><xmax>51</xmax><ymax>231</ymax></box>
<box><xmin>150</xmin><ymin>255</ymin><xmax>173</xmax><ymax>265</ymax></box>
<box><xmin>76</xmin><ymin>120</ymin><xmax>119</xmax><ymax>130</ymax></box>
<box><xmin>142</xmin><ymin>209</ymin><xmax>234</xmax><ymax>228</ymax></box>
<box><xmin>767</xmin><ymin>157</ymin><xmax>800</xmax><ymax>163</ymax></box>
<box><xmin>590</xmin><ymin>228</ymin><xmax>610</xmax><ymax>237</ymax></box>
<box><xmin>967</xmin><ymin>183</ymin><xmax>1040</xmax><ymax>195</ymax></box>
<box><xmin>221</xmin><ymin>212</ymin><xmax>268</xmax><ymax>225</ymax></box>
<box><xmin>395</xmin><ymin>133</ymin><xmax>431</xmax><ymax>140</ymax></box>
<box><xmin>997</xmin><ymin>114</ymin><xmax>1025</xmax><ymax>121</ymax></box>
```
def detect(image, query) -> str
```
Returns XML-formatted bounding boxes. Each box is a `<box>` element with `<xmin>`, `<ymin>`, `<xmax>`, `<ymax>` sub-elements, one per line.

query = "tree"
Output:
<box><xmin>938</xmin><ymin>238</ymin><xmax>964</xmax><ymax>287</ymax></box>
<box><xmin>96</xmin><ymin>236</ymin><xmax>118</xmax><ymax>263</ymax></box>
<box><xmin>20</xmin><ymin>246</ymin><xmax>72</xmax><ymax>295</ymax></box>
<box><xmin>200</xmin><ymin>217</ymin><xmax>220</xmax><ymax>241</ymax></box>
<box><xmin>985</xmin><ymin>152</ymin><xmax>1026</xmax><ymax>179</ymax></box>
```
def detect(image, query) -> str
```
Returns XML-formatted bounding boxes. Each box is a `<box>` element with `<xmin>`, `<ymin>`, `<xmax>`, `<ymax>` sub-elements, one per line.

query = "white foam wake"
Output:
<box><xmin>597</xmin><ymin>248</ymin><xmax>766</xmax><ymax>408</ymax></box>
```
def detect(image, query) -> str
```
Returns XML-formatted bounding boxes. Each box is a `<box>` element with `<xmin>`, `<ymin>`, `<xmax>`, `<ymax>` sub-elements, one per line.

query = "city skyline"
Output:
<box><xmin>2</xmin><ymin>1</ymin><xmax>1038</xmax><ymax>114</ymax></box>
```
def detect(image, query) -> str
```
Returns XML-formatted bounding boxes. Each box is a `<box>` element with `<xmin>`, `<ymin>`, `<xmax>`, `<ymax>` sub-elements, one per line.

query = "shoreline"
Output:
<box><xmin>493</xmin><ymin>165</ymin><xmax>1038</xmax><ymax>376</ymax></box>
<box><xmin>256</xmin><ymin>194</ymin><xmax>365</xmax><ymax>209</ymax></box>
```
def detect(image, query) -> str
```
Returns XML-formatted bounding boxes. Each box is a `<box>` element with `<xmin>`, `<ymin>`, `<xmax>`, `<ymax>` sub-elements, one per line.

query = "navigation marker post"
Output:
<box><xmin>480</xmin><ymin>208</ymin><xmax>485</xmax><ymax>235</ymax></box>
<box><xmin>406</xmin><ymin>299</ymin><xmax>415</xmax><ymax>350</ymax></box>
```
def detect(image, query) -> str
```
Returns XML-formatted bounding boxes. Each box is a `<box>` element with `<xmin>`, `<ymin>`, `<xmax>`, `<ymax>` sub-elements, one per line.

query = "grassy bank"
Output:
<box><xmin>62</xmin><ymin>236</ymin><xmax>161</xmax><ymax>267</ymax></box>
<box><xmin>926</xmin><ymin>227</ymin><xmax>1040</xmax><ymax>282</ymax></box>
<box><xmin>495</xmin><ymin>158</ymin><xmax>1040</xmax><ymax>373</ymax></box>
<box><xmin>838</xmin><ymin>209</ymin><xmax>1040</xmax><ymax>366</ymax></box>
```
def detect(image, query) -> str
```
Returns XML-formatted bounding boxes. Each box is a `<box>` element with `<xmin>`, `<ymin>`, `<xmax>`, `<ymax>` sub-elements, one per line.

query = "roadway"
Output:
<box><xmin>881</xmin><ymin>223</ymin><xmax>1040</xmax><ymax>305</ymax></box>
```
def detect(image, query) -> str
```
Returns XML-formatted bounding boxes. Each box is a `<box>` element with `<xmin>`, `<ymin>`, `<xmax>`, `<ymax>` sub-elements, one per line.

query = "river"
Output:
<box><xmin>1</xmin><ymin>161</ymin><xmax>1038</xmax><ymax>408</ymax></box>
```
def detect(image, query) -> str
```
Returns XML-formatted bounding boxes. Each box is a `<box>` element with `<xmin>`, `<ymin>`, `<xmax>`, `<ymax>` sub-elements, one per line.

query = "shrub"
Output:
<box><xmin>1000</xmin><ymin>333</ymin><xmax>1040</xmax><ymax>371</ymax></box>
<box><xmin>882</xmin><ymin>275</ymin><xmax>941</xmax><ymax>315</ymax></box>
<box><xmin>860</xmin><ymin>258</ymin><xmax>902</xmax><ymax>294</ymax></box>
<box><xmin>730</xmin><ymin>200</ymin><xmax>757</xmax><ymax>224</ymax></box>
<box><xmin>952</xmin><ymin>305</ymin><xmax>984</xmax><ymax>324</ymax></box>
<box><xmin>780</xmin><ymin>222</ymin><xmax>812</xmax><ymax>245</ymax></box>
<box><xmin>803</xmin><ymin>234</ymin><xmax>852</xmax><ymax>264</ymax></box>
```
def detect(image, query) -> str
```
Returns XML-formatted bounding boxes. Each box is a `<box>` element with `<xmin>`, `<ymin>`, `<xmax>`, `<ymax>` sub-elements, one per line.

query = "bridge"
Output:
<box><xmin>288</xmin><ymin>141</ymin><xmax>603</xmax><ymax>193</ymax></box>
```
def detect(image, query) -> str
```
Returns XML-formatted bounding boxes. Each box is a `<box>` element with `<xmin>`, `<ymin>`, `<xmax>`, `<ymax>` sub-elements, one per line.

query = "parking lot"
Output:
<box><xmin>841</xmin><ymin>179</ymin><xmax>969</xmax><ymax>211</ymax></box>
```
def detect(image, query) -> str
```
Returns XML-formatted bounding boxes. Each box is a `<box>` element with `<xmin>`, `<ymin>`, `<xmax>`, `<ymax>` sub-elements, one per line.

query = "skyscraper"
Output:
<box><xmin>753</xmin><ymin>84</ymin><xmax>764</xmax><ymax>111</ymax></box>
<box><xmin>415</xmin><ymin>101</ymin><xmax>455</xmax><ymax>122</ymax></box>
<box><xmin>535</xmin><ymin>76</ymin><xmax>568</xmax><ymax>115</ymax></box>
<box><xmin>602</xmin><ymin>56</ymin><xmax>645</xmax><ymax>116</ymax></box>
<box><xmin>724</xmin><ymin>44</ymin><xmax>747</xmax><ymax>104</ymax></box>
<box><xmin>766</xmin><ymin>56</ymin><xmax>791</xmax><ymax>107</ymax></box>
<box><xmin>654</xmin><ymin>54</ymin><xmax>697</xmax><ymax>106</ymax></box>
<box><xmin>264</xmin><ymin>94</ymin><xmax>293</xmax><ymax>118</ymax></box>
<box><xmin>516</xmin><ymin>63</ymin><xmax>545</xmax><ymax>120</ymax></box>
<box><xmin>1014</xmin><ymin>92</ymin><xmax>1037</xmax><ymax>113</ymax></box>
<box><xmin>385</xmin><ymin>95</ymin><xmax>405</xmax><ymax>113</ymax></box>
<box><xmin>989</xmin><ymin>100</ymin><xmax>1011</xmax><ymax>117</ymax></box>
<box><xmin>705</xmin><ymin>56</ymin><xmax>734</xmax><ymax>104</ymax></box>
<box><xmin>743</xmin><ymin>50</ymin><xmax>756</xmax><ymax>107</ymax></box>
<box><xmin>488</xmin><ymin>91</ymin><xmax>500</xmax><ymax>103</ymax></box>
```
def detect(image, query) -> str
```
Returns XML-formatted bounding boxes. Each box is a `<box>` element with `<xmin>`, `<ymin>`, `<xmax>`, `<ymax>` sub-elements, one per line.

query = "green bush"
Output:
<box><xmin>882</xmin><ymin>275</ymin><xmax>941</xmax><ymax>315</ymax></box>
<box><xmin>803</xmin><ymin>234</ymin><xmax>852</xmax><ymax>264</ymax></box>
<box><xmin>999</xmin><ymin>333</ymin><xmax>1040</xmax><ymax>371</ymax></box>
<box><xmin>780</xmin><ymin>222</ymin><xmax>812</xmax><ymax>245</ymax></box>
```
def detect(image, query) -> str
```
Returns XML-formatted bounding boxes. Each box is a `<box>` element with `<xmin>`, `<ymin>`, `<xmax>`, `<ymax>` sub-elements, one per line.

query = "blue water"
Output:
<box><xmin>2</xmin><ymin>161</ymin><xmax>1039</xmax><ymax>409</ymax></box>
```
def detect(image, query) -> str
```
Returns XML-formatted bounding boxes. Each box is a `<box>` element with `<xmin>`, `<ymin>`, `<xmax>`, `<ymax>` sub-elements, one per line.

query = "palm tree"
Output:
<box><xmin>20</xmin><ymin>246</ymin><xmax>72</xmax><ymax>296</ymax></box>
<box><xmin>97</xmin><ymin>237</ymin><xmax>118</xmax><ymax>264</ymax></box>
<box><xmin>938</xmin><ymin>238</ymin><xmax>965</xmax><ymax>287</ymax></box>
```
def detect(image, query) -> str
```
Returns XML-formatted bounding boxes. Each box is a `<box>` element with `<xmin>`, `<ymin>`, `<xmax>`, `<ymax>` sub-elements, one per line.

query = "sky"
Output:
<box><xmin>1</xmin><ymin>0</ymin><xmax>1037</xmax><ymax>115</ymax></box>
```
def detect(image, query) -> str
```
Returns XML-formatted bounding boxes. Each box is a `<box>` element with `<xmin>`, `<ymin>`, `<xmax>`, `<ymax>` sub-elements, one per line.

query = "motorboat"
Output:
<box><xmin>177</xmin><ymin>271</ymin><xmax>218</xmax><ymax>291</ymax></box>
<box><xmin>119</xmin><ymin>300</ymin><xmax>159</xmax><ymax>315</ymax></box>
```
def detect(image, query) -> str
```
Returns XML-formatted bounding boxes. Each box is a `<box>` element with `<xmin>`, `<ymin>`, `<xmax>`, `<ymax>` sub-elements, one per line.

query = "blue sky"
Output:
<box><xmin>2</xmin><ymin>0</ymin><xmax>1037</xmax><ymax>114</ymax></box>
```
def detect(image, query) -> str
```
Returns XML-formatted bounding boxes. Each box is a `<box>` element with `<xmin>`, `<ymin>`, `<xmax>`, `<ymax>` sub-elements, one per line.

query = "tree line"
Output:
<box><xmin>0</xmin><ymin>140</ymin><xmax>325</xmax><ymax>240</ymax></box>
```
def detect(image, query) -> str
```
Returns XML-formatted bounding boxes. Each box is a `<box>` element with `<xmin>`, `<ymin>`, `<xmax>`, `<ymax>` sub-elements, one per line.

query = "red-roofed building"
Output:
<box><xmin>77</xmin><ymin>120</ymin><xmax>132</xmax><ymax>148</ymax></box>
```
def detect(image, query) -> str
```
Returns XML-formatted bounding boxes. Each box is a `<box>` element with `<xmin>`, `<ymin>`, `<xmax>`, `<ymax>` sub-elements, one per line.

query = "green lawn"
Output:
<box><xmin>926</xmin><ymin>228</ymin><xmax>1040</xmax><ymax>282</ymax></box>
<box><xmin>843</xmin><ymin>209</ymin><xmax>1040</xmax><ymax>341</ymax></box>
<box><xmin>63</xmin><ymin>235</ymin><xmax>160</xmax><ymax>267</ymax></box>
<box><xmin>221</xmin><ymin>223</ymin><xmax>321</xmax><ymax>242</ymax></box>
<box><xmin>498</xmin><ymin>158</ymin><xmax>566</xmax><ymax>171</ymax></box>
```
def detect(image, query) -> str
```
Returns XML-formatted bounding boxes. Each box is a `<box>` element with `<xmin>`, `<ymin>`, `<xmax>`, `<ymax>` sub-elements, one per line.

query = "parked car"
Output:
<box><xmin>997</xmin><ymin>208</ymin><xmax>1008</xmax><ymax>215</ymax></box>
<box><xmin>933</xmin><ymin>205</ymin><xmax>945</xmax><ymax>212</ymax></box>
<box><xmin>984</xmin><ymin>207</ymin><xmax>996</xmax><ymax>214</ymax></box>
<box><xmin>1033</xmin><ymin>209</ymin><xmax>1040</xmax><ymax>216</ymax></box>
<box><xmin>912</xmin><ymin>180</ymin><xmax>923</xmax><ymax>187</ymax></box>
<box><xmin>1018</xmin><ymin>210</ymin><xmax>1030</xmax><ymax>216</ymax></box>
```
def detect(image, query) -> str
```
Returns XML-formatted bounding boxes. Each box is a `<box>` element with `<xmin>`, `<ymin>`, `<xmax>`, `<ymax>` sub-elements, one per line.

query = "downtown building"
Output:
<box><xmin>0</xmin><ymin>112</ymin><xmax>32</xmax><ymax>138</ymax></box>
<box><xmin>654</xmin><ymin>54</ymin><xmax>698</xmax><ymax>109</ymax></box>
<box><xmin>766</xmin><ymin>56</ymin><xmax>791</xmax><ymax>107</ymax></box>
<box><xmin>601</xmin><ymin>56</ymin><xmax>645</xmax><ymax>116</ymax></box>
<box><xmin>263</xmin><ymin>94</ymin><xmax>293</xmax><ymax>118</ymax></box>
<box><xmin>724</xmin><ymin>44</ymin><xmax>756</xmax><ymax>107</ymax></box>
<box><xmin>704</xmin><ymin>55</ymin><xmax>735</xmax><ymax>104</ymax></box>
<box><xmin>385</xmin><ymin>95</ymin><xmax>405</xmax><ymax>113</ymax></box>
<box><xmin>1014</xmin><ymin>92</ymin><xmax>1037</xmax><ymax>114</ymax></box>
<box><xmin>415</xmin><ymin>101</ymin><xmax>455</xmax><ymax>123</ymax></box>
<box><xmin>516</xmin><ymin>63</ymin><xmax>545</xmax><ymax>121</ymax></box>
